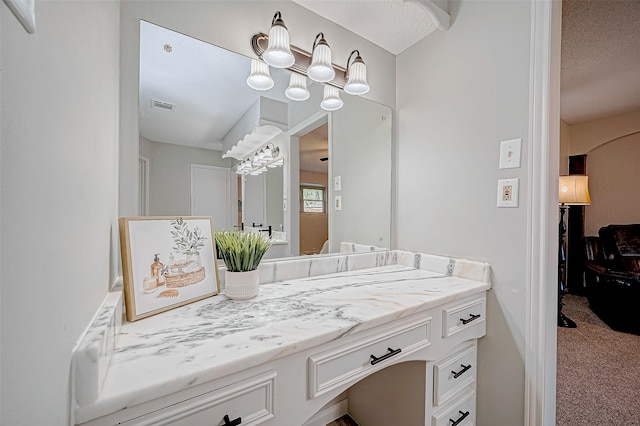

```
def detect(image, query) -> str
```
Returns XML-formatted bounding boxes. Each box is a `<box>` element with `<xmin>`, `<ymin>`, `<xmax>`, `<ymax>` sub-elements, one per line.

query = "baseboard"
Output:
<box><xmin>303</xmin><ymin>398</ymin><xmax>348</xmax><ymax>426</ymax></box>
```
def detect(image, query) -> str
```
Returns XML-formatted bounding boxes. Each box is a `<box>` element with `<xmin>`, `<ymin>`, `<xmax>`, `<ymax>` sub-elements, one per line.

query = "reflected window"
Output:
<box><xmin>301</xmin><ymin>185</ymin><xmax>326</xmax><ymax>214</ymax></box>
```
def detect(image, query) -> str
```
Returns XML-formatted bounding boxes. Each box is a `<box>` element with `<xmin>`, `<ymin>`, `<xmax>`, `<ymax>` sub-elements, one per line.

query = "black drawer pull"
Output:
<box><xmin>223</xmin><ymin>414</ymin><xmax>242</xmax><ymax>426</ymax></box>
<box><xmin>460</xmin><ymin>313</ymin><xmax>481</xmax><ymax>325</ymax></box>
<box><xmin>449</xmin><ymin>410</ymin><xmax>470</xmax><ymax>426</ymax></box>
<box><xmin>370</xmin><ymin>347</ymin><xmax>402</xmax><ymax>365</ymax></box>
<box><xmin>452</xmin><ymin>364</ymin><xmax>472</xmax><ymax>379</ymax></box>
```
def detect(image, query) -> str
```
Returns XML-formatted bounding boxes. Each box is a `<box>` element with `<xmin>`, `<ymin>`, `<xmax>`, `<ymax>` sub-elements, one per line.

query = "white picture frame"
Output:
<box><xmin>119</xmin><ymin>216</ymin><xmax>220</xmax><ymax>321</ymax></box>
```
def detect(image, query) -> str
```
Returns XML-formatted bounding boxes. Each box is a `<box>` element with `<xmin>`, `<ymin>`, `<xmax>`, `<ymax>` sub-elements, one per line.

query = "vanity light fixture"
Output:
<box><xmin>262</xmin><ymin>11</ymin><xmax>295</xmax><ymax>69</ymax></box>
<box><xmin>307</xmin><ymin>33</ymin><xmax>335</xmax><ymax>83</ymax></box>
<box><xmin>320</xmin><ymin>85</ymin><xmax>343</xmax><ymax>111</ymax></box>
<box><xmin>344</xmin><ymin>50</ymin><xmax>370</xmax><ymax>95</ymax></box>
<box><xmin>238</xmin><ymin>144</ymin><xmax>282</xmax><ymax>175</ymax></box>
<box><xmin>249</xmin><ymin>12</ymin><xmax>371</xmax><ymax>112</ymax></box>
<box><xmin>246</xmin><ymin>59</ymin><xmax>274</xmax><ymax>91</ymax></box>
<box><xmin>285</xmin><ymin>73</ymin><xmax>310</xmax><ymax>101</ymax></box>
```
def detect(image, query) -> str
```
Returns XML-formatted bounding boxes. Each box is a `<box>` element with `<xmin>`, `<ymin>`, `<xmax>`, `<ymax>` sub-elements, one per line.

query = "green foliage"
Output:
<box><xmin>170</xmin><ymin>218</ymin><xmax>207</xmax><ymax>256</ymax></box>
<box><xmin>214</xmin><ymin>230</ymin><xmax>272</xmax><ymax>272</ymax></box>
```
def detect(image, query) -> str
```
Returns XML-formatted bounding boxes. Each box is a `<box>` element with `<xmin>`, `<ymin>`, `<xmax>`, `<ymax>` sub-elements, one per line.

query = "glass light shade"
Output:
<box><xmin>344</xmin><ymin>57</ymin><xmax>370</xmax><ymax>95</ymax></box>
<box><xmin>308</xmin><ymin>39</ymin><xmax>335</xmax><ymax>83</ymax></box>
<box><xmin>285</xmin><ymin>73</ymin><xmax>310</xmax><ymax>101</ymax></box>
<box><xmin>263</xmin><ymin>16</ymin><xmax>295</xmax><ymax>68</ymax></box>
<box><xmin>246</xmin><ymin>60</ymin><xmax>274</xmax><ymax>91</ymax></box>
<box><xmin>263</xmin><ymin>146</ymin><xmax>273</xmax><ymax>161</ymax></box>
<box><xmin>258</xmin><ymin>149</ymin><xmax>266</xmax><ymax>160</ymax></box>
<box><xmin>252</xmin><ymin>153</ymin><xmax>261</xmax><ymax>166</ymax></box>
<box><xmin>321</xmin><ymin>85</ymin><xmax>343</xmax><ymax>111</ymax></box>
<box><xmin>559</xmin><ymin>175</ymin><xmax>591</xmax><ymax>205</ymax></box>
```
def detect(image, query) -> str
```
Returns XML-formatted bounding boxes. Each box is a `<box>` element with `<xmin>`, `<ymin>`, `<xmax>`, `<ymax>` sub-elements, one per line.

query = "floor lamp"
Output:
<box><xmin>558</xmin><ymin>175</ymin><xmax>591</xmax><ymax>328</ymax></box>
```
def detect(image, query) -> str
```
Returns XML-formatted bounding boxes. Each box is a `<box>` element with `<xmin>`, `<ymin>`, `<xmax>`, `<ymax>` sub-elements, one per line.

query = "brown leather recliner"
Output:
<box><xmin>584</xmin><ymin>224</ymin><xmax>640</xmax><ymax>335</ymax></box>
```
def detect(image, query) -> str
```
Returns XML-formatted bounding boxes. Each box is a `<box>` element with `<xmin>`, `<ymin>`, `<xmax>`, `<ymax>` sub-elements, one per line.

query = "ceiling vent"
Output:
<box><xmin>150</xmin><ymin>99</ymin><xmax>175</xmax><ymax>112</ymax></box>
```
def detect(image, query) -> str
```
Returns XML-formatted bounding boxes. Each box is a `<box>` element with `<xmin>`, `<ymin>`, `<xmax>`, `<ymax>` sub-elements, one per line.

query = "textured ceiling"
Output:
<box><xmin>561</xmin><ymin>0</ymin><xmax>640</xmax><ymax>124</ymax></box>
<box><xmin>292</xmin><ymin>0</ymin><xmax>447</xmax><ymax>54</ymax></box>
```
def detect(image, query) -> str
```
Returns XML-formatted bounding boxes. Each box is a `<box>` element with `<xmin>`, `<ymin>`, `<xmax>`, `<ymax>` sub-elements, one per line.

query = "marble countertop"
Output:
<box><xmin>75</xmin><ymin>251</ymin><xmax>491</xmax><ymax>423</ymax></box>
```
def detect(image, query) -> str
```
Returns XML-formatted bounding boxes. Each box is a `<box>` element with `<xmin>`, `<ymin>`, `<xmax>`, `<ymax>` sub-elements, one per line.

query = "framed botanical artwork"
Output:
<box><xmin>119</xmin><ymin>216</ymin><xmax>220</xmax><ymax>321</ymax></box>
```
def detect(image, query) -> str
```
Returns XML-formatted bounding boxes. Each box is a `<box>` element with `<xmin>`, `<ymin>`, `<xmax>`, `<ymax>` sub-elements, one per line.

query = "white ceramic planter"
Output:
<box><xmin>224</xmin><ymin>269</ymin><xmax>260</xmax><ymax>301</ymax></box>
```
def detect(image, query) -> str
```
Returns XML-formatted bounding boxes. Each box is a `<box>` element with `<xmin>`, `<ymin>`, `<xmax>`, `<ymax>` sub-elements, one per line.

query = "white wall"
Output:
<box><xmin>0</xmin><ymin>1</ymin><xmax>120</xmax><ymax>424</ymax></box>
<box><xmin>139</xmin><ymin>137</ymin><xmax>232</xmax><ymax>216</ymax></box>
<box><xmin>396</xmin><ymin>1</ymin><xmax>532</xmax><ymax>424</ymax></box>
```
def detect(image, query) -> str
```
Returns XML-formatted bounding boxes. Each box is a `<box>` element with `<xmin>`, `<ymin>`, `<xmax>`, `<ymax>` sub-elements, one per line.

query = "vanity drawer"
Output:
<box><xmin>442</xmin><ymin>296</ymin><xmax>486</xmax><ymax>338</ymax></box>
<box><xmin>433</xmin><ymin>342</ymin><xmax>477</xmax><ymax>407</ymax></box>
<box><xmin>432</xmin><ymin>390</ymin><xmax>476</xmax><ymax>426</ymax></box>
<box><xmin>308</xmin><ymin>317</ymin><xmax>431</xmax><ymax>398</ymax></box>
<box><xmin>120</xmin><ymin>371</ymin><xmax>276</xmax><ymax>426</ymax></box>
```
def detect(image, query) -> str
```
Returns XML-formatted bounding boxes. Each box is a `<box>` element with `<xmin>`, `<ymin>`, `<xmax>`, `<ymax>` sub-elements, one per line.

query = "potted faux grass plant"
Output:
<box><xmin>214</xmin><ymin>230</ymin><xmax>272</xmax><ymax>300</ymax></box>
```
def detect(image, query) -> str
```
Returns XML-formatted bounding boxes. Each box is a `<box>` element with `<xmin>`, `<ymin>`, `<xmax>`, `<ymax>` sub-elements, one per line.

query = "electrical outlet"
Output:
<box><xmin>502</xmin><ymin>185</ymin><xmax>513</xmax><ymax>201</ymax></box>
<box><xmin>497</xmin><ymin>179</ymin><xmax>519</xmax><ymax>207</ymax></box>
<box><xmin>499</xmin><ymin>138</ymin><xmax>522</xmax><ymax>169</ymax></box>
<box><xmin>335</xmin><ymin>195</ymin><xmax>342</xmax><ymax>211</ymax></box>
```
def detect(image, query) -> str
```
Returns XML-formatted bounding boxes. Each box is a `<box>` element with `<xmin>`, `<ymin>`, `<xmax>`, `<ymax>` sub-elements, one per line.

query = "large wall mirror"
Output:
<box><xmin>137</xmin><ymin>20</ymin><xmax>391</xmax><ymax>259</ymax></box>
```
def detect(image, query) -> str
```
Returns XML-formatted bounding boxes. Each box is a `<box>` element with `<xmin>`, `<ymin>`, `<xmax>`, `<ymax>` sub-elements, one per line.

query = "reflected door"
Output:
<box><xmin>191</xmin><ymin>165</ymin><xmax>231</xmax><ymax>229</ymax></box>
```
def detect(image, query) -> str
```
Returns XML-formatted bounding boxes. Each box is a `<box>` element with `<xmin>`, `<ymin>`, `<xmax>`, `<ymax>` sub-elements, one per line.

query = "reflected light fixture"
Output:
<box><xmin>307</xmin><ymin>33</ymin><xmax>335</xmax><ymax>83</ymax></box>
<box><xmin>321</xmin><ymin>85</ymin><xmax>343</xmax><ymax>111</ymax></box>
<box><xmin>262</xmin><ymin>11</ymin><xmax>295</xmax><ymax>68</ymax></box>
<box><xmin>246</xmin><ymin>59</ymin><xmax>274</xmax><ymax>91</ymax></box>
<box><xmin>285</xmin><ymin>73</ymin><xmax>310</xmax><ymax>101</ymax></box>
<box><xmin>344</xmin><ymin>50</ymin><xmax>370</xmax><ymax>95</ymax></box>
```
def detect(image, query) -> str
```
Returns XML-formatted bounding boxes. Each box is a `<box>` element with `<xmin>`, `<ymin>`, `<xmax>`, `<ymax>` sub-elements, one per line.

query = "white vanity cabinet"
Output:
<box><xmin>73</xmin><ymin>251</ymin><xmax>491</xmax><ymax>426</ymax></box>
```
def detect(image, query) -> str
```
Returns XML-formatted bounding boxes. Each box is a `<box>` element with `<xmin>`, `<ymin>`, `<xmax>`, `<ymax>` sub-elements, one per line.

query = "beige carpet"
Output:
<box><xmin>557</xmin><ymin>295</ymin><xmax>640</xmax><ymax>425</ymax></box>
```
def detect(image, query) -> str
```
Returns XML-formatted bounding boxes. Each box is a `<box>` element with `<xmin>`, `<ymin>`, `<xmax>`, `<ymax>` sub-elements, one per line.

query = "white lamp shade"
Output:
<box><xmin>285</xmin><ymin>73</ymin><xmax>310</xmax><ymax>101</ymax></box>
<box><xmin>559</xmin><ymin>175</ymin><xmax>591</xmax><ymax>205</ymax></box>
<box><xmin>321</xmin><ymin>85</ymin><xmax>343</xmax><ymax>111</ymax></box>
<box><xmin>308</xmin><ymin>42</ymin><xmax>335</xmax><ymax>83</ymax></box>
<box><xmin>263</xmin><ymin>22</ymin><xmax>295</xmax><ymax>68</ymax></box>
<box><xmin>344</xmin><ymin>58</ymin><xmax>370</xmax><ymax>95</ymax></box>
<box><xmin>246</xmin><ymin>59</ymin><xmax>274</xmax><ymax>91</ymax></box>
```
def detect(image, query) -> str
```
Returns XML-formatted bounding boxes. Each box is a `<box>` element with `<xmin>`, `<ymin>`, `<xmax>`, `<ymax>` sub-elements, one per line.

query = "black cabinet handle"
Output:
<box><xmin>452</xmin><ymin>364</ymin><xmax>472</xmax><ymax>379</ymax></box>
<box><xmin>370</xmin><ymin>347</ymin><xmax>402</xmax><ymax>365</ymax></box>
<box><xmin>223</xmin><ymin>414</ymin><xmax>241</xmax><ymax>426</ymax></box>
<box><xmin>449</xmin><ymin>410</ymin><xmax>469</xmax><ymax>426</ymax></box>
<box><xmin>460</xmin><ymin>313</ymin><xmax>481</xmax><ymax>325</ymax></box>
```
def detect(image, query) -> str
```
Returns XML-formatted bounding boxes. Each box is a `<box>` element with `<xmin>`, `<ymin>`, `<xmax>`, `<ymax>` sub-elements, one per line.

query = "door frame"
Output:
<box><xmin>525</xmin><ymin>0</ymin><xmax>561</xmax><ymax>424</ymax></box>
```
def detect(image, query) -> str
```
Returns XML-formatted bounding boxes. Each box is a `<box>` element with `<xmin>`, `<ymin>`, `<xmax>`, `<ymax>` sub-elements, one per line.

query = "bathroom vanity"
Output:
<box><xmin>72</xmin><ymin>250</ymin><xmax>490</xmax><ymax>426</ymax></box>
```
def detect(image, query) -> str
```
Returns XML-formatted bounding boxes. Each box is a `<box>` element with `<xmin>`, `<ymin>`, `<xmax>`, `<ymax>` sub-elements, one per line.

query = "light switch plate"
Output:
<box><xmin>334</xmin><ymin>176</ymin><xmax>342</xmax><ymax>191</ymax></box>
<box><xmin>497</xmin><ymin>178</ymin><xmax>519</xmax><ymax>207</ymax></box>
<box><xmin>334</xmin><ymin>195</ymin><xmax>342</xmax><ymax>211</ymax></box>
<box><xmin>499</xmin><ymin>138</ymin><xmax>522</xmax><ymax>169</ymax></box>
